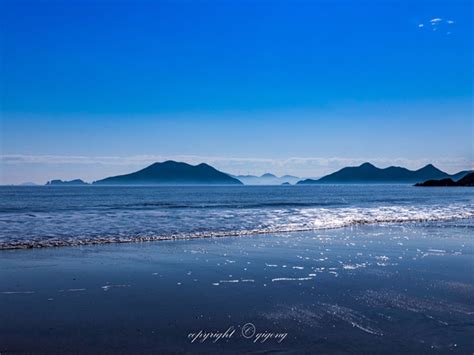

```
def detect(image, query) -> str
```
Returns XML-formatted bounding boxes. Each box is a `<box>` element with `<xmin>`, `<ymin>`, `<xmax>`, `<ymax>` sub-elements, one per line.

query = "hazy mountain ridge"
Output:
<box><xmin>233</xmin><ymin>174</ymin><xmax>300</xmax><ymax>185</ymax></box>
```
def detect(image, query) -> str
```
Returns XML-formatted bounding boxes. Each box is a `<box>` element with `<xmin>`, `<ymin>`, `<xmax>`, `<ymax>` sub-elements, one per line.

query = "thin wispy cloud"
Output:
<box><xmin>417</xmin><ymin>17</ymin><xmax>455</xmax><ymax>34</ymax></box>
<box><xmin>2</xmin><ymin>154</ymin><xmax>469</xmax><ymax>169</ymax></box>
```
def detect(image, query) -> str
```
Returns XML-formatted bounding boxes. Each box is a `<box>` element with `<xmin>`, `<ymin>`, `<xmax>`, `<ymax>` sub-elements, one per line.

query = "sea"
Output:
<box><xmin>0</xmin><ymin>185</ymin><xmax>473</xmax><ymax>249</ymax></box>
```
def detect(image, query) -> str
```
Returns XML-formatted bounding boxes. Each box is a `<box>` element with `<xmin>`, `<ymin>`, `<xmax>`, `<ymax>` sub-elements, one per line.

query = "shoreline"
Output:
<box><xmin>1</xmin><ymin>215</ymin><xmax>473</xmax><ymax>251</ymax></box>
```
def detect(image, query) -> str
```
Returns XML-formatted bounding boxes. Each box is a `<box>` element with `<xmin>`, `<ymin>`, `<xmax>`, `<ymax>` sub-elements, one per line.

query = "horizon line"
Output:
<box><xmin>1</xmin><ymin>155</ymin><xmax>472</xmax><ymax>185</ymax></box>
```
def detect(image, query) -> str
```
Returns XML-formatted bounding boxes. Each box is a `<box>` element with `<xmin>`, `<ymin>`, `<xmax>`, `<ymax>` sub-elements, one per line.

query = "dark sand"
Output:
<box><xmin>1</xmin><ymin>220</ymin><xmax>473</xmax><ymax>354</ymax></box>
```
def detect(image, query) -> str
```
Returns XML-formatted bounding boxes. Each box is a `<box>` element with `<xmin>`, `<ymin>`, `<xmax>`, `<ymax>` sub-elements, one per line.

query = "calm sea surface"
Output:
<box><xmin>0</xmin><ymin>185</ymin><xmax>473</xmax><ymax>249</ymax></box>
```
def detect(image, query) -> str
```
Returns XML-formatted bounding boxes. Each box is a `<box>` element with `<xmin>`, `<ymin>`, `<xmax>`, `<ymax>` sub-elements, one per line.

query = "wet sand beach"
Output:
<box><xmin>1</xmin><ymin>220</ymin><xmax>473</xmax><ymax>354</ymax></box>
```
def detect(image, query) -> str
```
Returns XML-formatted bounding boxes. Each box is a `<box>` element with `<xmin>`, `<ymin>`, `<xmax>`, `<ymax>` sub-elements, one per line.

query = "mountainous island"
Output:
<box><xmin>93</xmin><ymin>161</ymin><xmax>242</xmax><ymax>185</ymax></box>
<box><xmin>297</xmin><ymin>163</ymin><xmax>471</xmax><ymax>184</ymax></box>
<box><xmin>415</xmin><ymin>172</ymin><xmax>474</xmax><ymax>187</ymax></box>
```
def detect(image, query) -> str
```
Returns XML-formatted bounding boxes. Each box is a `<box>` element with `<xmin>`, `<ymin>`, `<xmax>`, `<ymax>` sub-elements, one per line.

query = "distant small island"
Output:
<box><xmin>93</xmin><ymin>161</ymin><xmax>242</xmax><ymax>185</ymax></box>
<box><xmin>46</xmin><ymin>179</ymin><xmax>88</xmax><ymax>186</ymax></box>
<box><xmin>20</xmin><ymin>182</ymin><xmax>38</xmax><ymax>186</ymax></box>
<box><xmin>415</xmin><ymin>172</ymin><xmax>474</xmax><ymax>187</ymax></box>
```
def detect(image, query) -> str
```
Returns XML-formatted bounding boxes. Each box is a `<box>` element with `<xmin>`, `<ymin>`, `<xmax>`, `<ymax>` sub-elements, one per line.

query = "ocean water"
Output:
<box><xmin>0</xmin><ymin>185</ymin><xmax>473</xmax><ymax>249</ymax></box>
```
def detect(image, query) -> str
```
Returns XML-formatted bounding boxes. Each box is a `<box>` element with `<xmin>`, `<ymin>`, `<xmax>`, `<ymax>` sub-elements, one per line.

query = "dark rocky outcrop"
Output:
<box><xmin>415</xmin><ymin>172</ymin><xmax>474</xmax><ymax>187</ymax></box>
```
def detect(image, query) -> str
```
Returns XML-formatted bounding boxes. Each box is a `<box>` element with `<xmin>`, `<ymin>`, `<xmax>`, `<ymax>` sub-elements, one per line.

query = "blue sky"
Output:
<box><xmin>1</xmin><ymin>0</ymin><xmax>472</xmax><ymax>183</ymax></box>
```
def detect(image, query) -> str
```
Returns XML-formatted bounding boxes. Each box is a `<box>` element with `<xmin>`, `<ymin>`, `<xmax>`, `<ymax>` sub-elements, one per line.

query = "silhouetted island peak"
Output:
<box><xmin>93</xmin><ymin>161</ymin><xmax>242</xmax><ymax>185</ymax></box>
<box><xmin>297</xmin><ymin>163</ymin><xmax>471</xmax><ymax>184</ymax></box>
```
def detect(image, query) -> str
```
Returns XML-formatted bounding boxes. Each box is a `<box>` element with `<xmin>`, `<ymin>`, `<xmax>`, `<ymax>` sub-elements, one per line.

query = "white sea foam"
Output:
<box><xmin>1</xmin><ymin>202</ymin><xmax>473</xmax><ymax>250</ymax></box>
<box><xmin>101</xmin><ymin>284</ymin><xmax>130</xmax><ymax>291</ymax></box>
<box><xmin>342</xmin><ymin>263</ymin><xmax>367</xmax><ymax>270</ymax></box>
<box><xmin>272</xmin><ymin>277</ymin><xmax>313</xmax><ymax>282</ymax></box>
<box><xmin>219</xmin><ymin>279</ymin><xmax>239</xmax><ymax>283</ymax></box>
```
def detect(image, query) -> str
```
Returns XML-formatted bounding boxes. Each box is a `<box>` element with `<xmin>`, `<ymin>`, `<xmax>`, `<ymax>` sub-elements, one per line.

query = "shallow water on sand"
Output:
<box><xmin>1</xmin><ymin>220</ymin><xmax>473</xmax><ymax>353</ymax></box>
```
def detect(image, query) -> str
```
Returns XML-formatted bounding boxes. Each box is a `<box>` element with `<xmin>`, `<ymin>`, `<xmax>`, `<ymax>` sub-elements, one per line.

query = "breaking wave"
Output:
<box><xmin>1</xmin><ymin>203</ymin><xmax>472</xmax><ymax>250</ymax></box>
